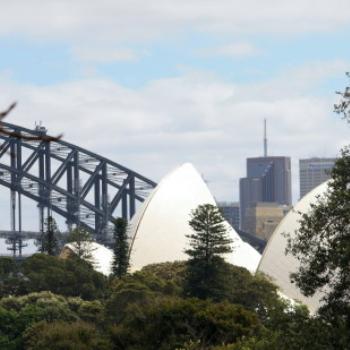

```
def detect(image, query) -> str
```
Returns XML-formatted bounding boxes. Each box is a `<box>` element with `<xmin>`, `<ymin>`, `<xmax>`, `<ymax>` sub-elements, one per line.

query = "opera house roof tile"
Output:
<box><xmin>258</xmin><ymin>181</ymin><xmax>329</xmax><ymax>313</ymax></box>
<box><xmin>128</xmin><ymin>163</ymin><xmax>261</xmax><ymax>272</ymax></box>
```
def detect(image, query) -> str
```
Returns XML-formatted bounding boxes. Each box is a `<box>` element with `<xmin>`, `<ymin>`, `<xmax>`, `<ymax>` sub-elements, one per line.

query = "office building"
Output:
<box><xmin>240</xmin><ymin>156</ymin><xmax>292</xmax><ymax>231</ymax></box>
<box><xmin>244</xmin><ymin>202</ymin><xmax>288</xmax><ymax>241</ymax></box>
<box><xmin>299</xmin><ymin>158</ymin><xmax>336</xmax><ymax>198</ymax></box>
<box><xmin>218</xmin><ymin>202</ymin><xmax>240</xmax><ymax>230</ymax></box>
<box><xmin>239</xmin><ymin>120</ymin><xmax>292</xmax><ymax>232</ymax></box>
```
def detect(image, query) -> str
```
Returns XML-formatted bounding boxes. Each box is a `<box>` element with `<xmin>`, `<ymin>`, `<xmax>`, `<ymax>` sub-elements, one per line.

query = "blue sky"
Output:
<box><xmin>2</xmin><ymin>28</ymin><xmax>350</xmax><ymax>89</ymax></box>
<box><xmin>0</xmin><ymin>1</ymin><xmax>350</xmax><ymax>230</ymax></box>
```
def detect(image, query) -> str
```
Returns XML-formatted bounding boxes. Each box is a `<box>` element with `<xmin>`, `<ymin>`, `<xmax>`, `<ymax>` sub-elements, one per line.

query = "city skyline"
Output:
<box><xmin>239</xmin><ymin>155</ymin><xmax>291</xmax><ymax>231</ymax></box>
<box><xmin>0</xmin><ymin>1</ymin><xmax>349</xmax><ymax>210</ymax></box>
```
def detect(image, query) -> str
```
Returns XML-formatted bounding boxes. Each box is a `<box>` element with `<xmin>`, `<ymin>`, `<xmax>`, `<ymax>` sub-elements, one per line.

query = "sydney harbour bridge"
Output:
<box><xmin>0</xmin><ymin>122</ymin><xmax>157</xmax><ymax>256</ymax></box>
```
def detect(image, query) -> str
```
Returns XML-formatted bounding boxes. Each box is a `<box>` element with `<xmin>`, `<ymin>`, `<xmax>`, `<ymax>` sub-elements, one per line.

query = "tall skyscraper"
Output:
<box><xmin>299</xmin><ymin>158</ymin><xmax>336</xmax><ymax>198</ymax></box>
<box><xmin>239</xmin><ymin>121</ymin><xmax>292</xmax><ymax>232</ymax></box>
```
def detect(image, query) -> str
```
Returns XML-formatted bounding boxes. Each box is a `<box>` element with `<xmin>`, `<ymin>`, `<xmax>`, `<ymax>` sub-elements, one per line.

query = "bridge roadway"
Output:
<box><xmin>0</xmin><ymin>230</ymin><xmax>115</xmax><ymax>248</ymax></box>
<box><xmin>0</xmin><ymin>230</ymin><xmax>48</xmax><ymax>239</ymax></box>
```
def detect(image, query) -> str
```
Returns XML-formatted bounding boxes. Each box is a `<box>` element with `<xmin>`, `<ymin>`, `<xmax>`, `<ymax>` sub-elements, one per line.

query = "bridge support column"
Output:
<box><xmin>66</xmin><ymin>161</ymin><xmax>73</xmax><ymax>231</ymax></box>
<box><xmin>101</xmin><ymin>163</ymin><xmax>108</xmax><ymax>241</ymax></box>
<box><xmin>10</xmin><ymin>190</ymin><xmax>16</xmax><ymax>232</ymax></box>
<box><xmin>129</xmin><ymin>176</ymin><xmax>135</xmax><ymax>219</ymax></box>
<box><xmin>38</xmin><ymin>205</ymin><xmax>44</xmax><ymax>234</ymax></box>
<box><xmin>10</xmin><ymin>190</ymin><xmax>16</xmax><ymax>257</ymax></box>
<box><xmin>122</xmin><ymin>191</ymin><xmax>128</xmax><ymax>221</ymax></box>
<box><xmin>94</xmin><ymin>176</ymin><xmax>101</xmax><ymax>236</ymax></box>
<box><xmin>18</xmin><ymin>193</ymin><xmax>22</xmax><ymax>233</ymax></box>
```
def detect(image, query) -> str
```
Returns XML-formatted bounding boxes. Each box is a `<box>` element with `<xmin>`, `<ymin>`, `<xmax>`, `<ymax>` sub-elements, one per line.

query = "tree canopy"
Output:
<box><xmin>36</xmin><ymin>216</ymin><xmax>59</xmax><ymax>256</ymax></box>
<box><xmin>184</xmin><ymin>203</ymin><xmax>233</xmax><ymax>300</ymax></box>
<box><xmin>112</xmin><ymin>218</ymin><xmax>129</xmax><ymax>278</ymax></box>
<box><xmin>0</xmin><ymin>257</ymin><xmax>341</xmax><ymax>349</ymax></box>
<box><xmin>287</xmin><ymin>148</ymin><xmax>350</xmax><ymax>314</ymax></box>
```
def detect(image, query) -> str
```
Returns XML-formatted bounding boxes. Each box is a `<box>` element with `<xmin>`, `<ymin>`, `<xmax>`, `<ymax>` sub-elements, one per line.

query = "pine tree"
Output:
<box><xmin>37</xmin><ymin>216</ymin><xmax>59</xmax><ymax>256</ymax></box>
<box><xmin>112</xmin><ymin>218</ymin><xmax>129</xmax><ymax>278</ymax></box>
<box><xmin>184</xmin><ymin>203</ymin><xmax>233</xmax><ymax>300</ymax></box>
<box><xmin>66</xmin><ymin>227</ymin><xmax>95</xmax><ymax>265</ymax></box>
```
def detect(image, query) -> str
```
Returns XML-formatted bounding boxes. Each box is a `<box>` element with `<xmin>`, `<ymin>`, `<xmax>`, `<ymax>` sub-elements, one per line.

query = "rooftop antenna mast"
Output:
<box><xmin>264</xmin><ymin>119</ymin><xmax>268</xmax><ymax>157</ymax></box>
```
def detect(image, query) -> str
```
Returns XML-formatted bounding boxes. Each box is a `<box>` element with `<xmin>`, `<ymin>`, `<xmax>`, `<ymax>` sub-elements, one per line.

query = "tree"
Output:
<box><xmin>282</xmin><ymin>74</ymin><xmax>350</xmax><ymax>348</ymax></box>
<box><xmin>286</xmin><ymin>147</ymin><xmax>350</xmax><ymax>344</ymax></box>
<box><xmin>184</xmin><ymin>203</ymin><xmax>233</xmax><ymax>300</ymax></box>
<box><xmin>112</xmin><ymin>218</ymin><xmax>129</xmax><ymax>278</ymax></box>
<box><xmin>334</xmin><ymin>72</ymin><xmax>350</xmax><ymax>121</ymax></box>
<box><xmin>66</xmin><ymin>227</ymin><xmax>95</xmax><ymax>265</ymax></box>
<box><xmin>37</xmin><ymin>216</ymin><xmax>59</xmax><ymax>256</ymax></box>
<box><xmin>24</xmin><ymin>321</ymin><xmax>111</xmax><ymax>350</ymax></box>
<box><xmin>109</xmin><ymin>298</ymin><xmax>260</xmax><ymax>350</ymax></box>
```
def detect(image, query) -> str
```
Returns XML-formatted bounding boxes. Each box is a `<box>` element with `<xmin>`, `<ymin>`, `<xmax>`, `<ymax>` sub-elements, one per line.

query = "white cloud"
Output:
<box><xmin>0</xmin><ymin>59</ymin><xmax>348</xmax><ymax>206</ymax></box>
<box><xmin>0</xmin><ymin>1</ymin><xmax>349</xmax><ymax>44</ymax></box>
<box><xmin>198</xmin><ymin>42</ymin><xmax>260</xmax><ymax>58</ymax></box>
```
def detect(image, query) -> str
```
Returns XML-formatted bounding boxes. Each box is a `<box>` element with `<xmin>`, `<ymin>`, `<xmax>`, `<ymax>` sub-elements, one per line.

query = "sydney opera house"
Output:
<box><xmin>128</xmin><ymin>163</ymin><xmax>261</xmax><ymax>273</ymax></box>
<box><xmin>64</xmin><ymin>162</ymin><xmax>329</xmax><ymax>314</ymax></box>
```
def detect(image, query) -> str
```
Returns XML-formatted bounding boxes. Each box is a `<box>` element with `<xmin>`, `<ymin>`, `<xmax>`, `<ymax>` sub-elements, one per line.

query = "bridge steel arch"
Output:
<box><xmin>0</xmin><ymin>122</ymin><xmax>156</xmax><ymax>241</ymax></box>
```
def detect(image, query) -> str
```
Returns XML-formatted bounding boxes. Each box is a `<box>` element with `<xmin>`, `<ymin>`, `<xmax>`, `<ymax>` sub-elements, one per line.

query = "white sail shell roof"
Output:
<box><xmin>129</xmin><ymin>163</ymin><xmax>261</xmax><ymax>272</ymax></box>
<box><xmin>257</xmin><ymin>181</ymin><xmax>330</xmax><ymax>314</ymax></box>
<box><xmin>64</xmin><ymin>242</ymin><xmax>114</xmax><ymax>276</ymax></box>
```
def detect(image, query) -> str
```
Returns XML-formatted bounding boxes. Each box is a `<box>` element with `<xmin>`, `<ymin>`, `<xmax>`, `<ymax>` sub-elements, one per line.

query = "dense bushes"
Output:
<box><xmin>24</xmin><ymin>321</ymin><xmax>111</xmax><ymax>350</ymax></box>
<box><xmin>110</xmin><ymin>298</ymin><xmax>260</xmax><ymax>350</ymax></box>
<box><xmin>0</xmin><ymin>256</ymin><xmax>341</xmax><ymax>349</ymax></box>
<box><xmin>0</xmin><ymin>254</ymin><xmax>107</xmax><ymax>300</ymax></box>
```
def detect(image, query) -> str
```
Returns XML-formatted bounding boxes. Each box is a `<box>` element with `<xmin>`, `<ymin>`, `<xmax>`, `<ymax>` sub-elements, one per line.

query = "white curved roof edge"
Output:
<box><xmin>257</xmin><ymin>181</ymin><xmax>330</xmax><ymax>314</ymax></box>
<box><xmin>128</xmin><ymin>162</ymin><xmax>261</xmax><ymax>273</ymax></box>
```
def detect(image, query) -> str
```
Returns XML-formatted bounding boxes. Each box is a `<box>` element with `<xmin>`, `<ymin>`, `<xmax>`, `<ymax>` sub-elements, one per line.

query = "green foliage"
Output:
<box><xmin>0</xmin><ymin>258</ymin><xmax>26</xmax><ymax>296</ymax></box>
<box><xmin>110</xmin><ymin>297</ymin><xmax>260</xmax><ymax>350</ymax></box>
<box><xmin>184</xmin><ymin>256</ymin><xmax>229</xmax><ymax>300</ymax></box>
<box><xmin>283</xmin><ymin>147</ymin><xmax>350</xmax><ymax>347</ymax></box>
<box><xmin>0</xmin><ymin>291</ymin><xmax>107</xmax><ymax>349</ymax></box>
<box><xmin>24</xmin><ymin>321</ymin><xmax>111</xmax><ymax>350</ymax></box>
<box><xmin>66</xmin><ymin>227</ymin><xmax>95</xmax><ymax>263</ymax></box>
<box><xmin>36</xmin><ymin>216</ymin><xmax>59</xmax><ymax>256</ymax></box>
<box><xmin>286</xmin><ymin>148</ymin><xmax>350</xmax><ymax>322</ymax></box>
<box><xmin>186</xmin><ymin>204</ymin><xmax>233</xmax><ymax>260</ymax></box>
<box><xmin>0</xmin><ymin>254</ymin><xmax>107</xmax><ymax>300</ymax></box>
<box><xmin>140</xmin><ymin>261</ymin><xmax>186</xmax><ymax>295</ymax></box>
<box><xmin>112</xmin><ymin>218</ymin><xmax>129</xmax><ymax>278</ymax></box>
<box><xmin>67</xmin><ymin>298</ymin><xmax>104</xmax><ymax>324</ymax></box>
<box><xmin>213</xmin><ymin>313</ymin><xmax>335</xmax><ymax>350</ymax></box>
<box><xmin>106</xmin><ymin>264</ymin><xmax>183</xmax><ymax>323</ymax></box>
<box><xmin>185</xmin><ymin>204</ymin><xmax>233</xmax><ymax>300</ymax></box>
<box><xmin>0</xmin><ymin>257</ymin><xmax>343</xmax><ymax>349</ymax></box>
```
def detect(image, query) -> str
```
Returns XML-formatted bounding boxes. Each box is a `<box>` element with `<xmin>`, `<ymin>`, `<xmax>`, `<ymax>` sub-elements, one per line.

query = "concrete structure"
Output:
<box><xmin>240</xmin><ymin>156</ymin><xmax>292</xmax><ymax>231</ymax></box>
<box><xmin>244</xmin><ymin>202</ymin><xmax>286</xmax><ymax>241</ymax></box>
<box><xmin>218</xmin><ymin>202</ymin><xmax>240</xmax><ymax>230</ymax></box>
<box><xmin>129</xmin><ymin>163</ymin><xmax>261</xmax><ymax>273</ymax></box>
<box><xmin>299</xmin><ymin>158</ymin><xmax>336</xmax><ymax>198</ymax></box>
<box><xmin>258</xmin><ymin>181</ymin><xmax>329</xmax><ymax>314</ymax></box>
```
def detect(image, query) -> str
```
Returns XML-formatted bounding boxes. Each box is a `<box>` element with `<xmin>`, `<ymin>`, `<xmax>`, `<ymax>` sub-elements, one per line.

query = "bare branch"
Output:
<box><xmin>0</xmin><ymin>102</ymin><xmax>17</xmax><ymax>119</ymax></box>
<box><xmin>334</xmin><ymin>73</ymin><xmax>350</xmax><ymax>121</ymax></box>
<box><xmin>0</xmin><ymin>102</ymin><xmax>63</xmax><ymax>142</ymax></box>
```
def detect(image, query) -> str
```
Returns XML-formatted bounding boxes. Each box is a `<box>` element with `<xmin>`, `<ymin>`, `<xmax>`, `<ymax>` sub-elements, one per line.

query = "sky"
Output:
<box><xmin>0</xmin><ymin>0</ymin><xmax>350</xmax><ymax>228</ymax></box>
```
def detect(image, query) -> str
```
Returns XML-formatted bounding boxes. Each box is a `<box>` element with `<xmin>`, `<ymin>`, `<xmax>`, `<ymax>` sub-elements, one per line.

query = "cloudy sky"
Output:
<box><xmin>0</xmin><ymin>0</ymin><xmax>350</xmax><ymax>213</ymax></box>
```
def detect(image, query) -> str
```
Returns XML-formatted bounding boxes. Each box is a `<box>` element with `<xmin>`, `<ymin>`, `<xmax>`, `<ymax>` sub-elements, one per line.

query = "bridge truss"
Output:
<box><xmin>0</xmin><ymin>122</ymin><xmax>156</xmax><ymax>245</ymax></box>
